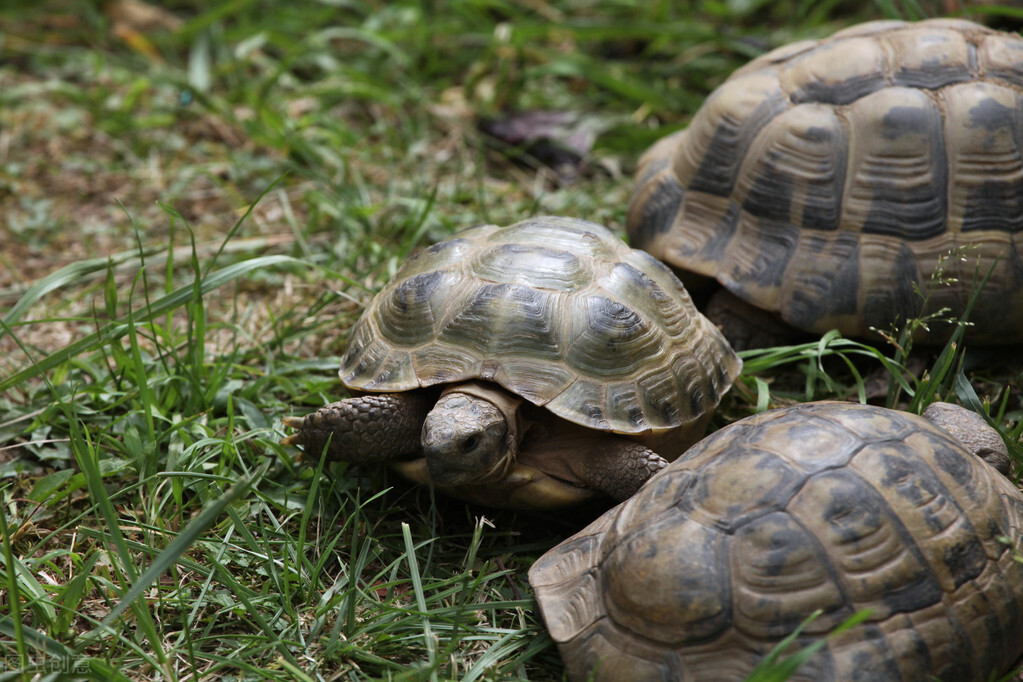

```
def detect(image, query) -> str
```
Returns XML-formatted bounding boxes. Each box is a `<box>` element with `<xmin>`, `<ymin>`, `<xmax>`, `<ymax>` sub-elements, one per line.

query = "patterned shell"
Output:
<box><xmin>340</xmin><ymin>216</ymin><xmax>740</xmax><ymax>438</ymax></box>
<box><xmin>627</xmin><ymin>19</ymin><xmax>1023</xmax><ymax>342</ymax></box>
<box><xmin>530</xmin><ymin>402</ymin><xmax>1023</xmax><ymax>682</ymax></box>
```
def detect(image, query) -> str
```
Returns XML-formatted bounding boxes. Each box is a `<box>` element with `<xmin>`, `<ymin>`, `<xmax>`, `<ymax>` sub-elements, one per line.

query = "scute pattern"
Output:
<box><xmin>627</xmin><ymin>19</ymin><xmax>1023</xmax><ymax>341</ymax></box>
<box><xmin>530</xmin><ymin>402</ymin><xmax>1023</xmax><ymax>682</ymax></box>
<box><xmin>340</xmin><ymin>216</ymin><xmax>740</xmax><ymax>439</ymax></box>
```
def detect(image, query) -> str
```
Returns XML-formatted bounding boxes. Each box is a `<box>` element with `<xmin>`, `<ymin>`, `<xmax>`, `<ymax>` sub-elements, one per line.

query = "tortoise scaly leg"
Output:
<box><xmin>530</xmin><ymin>431</ymin><xmax>668</xmax><ymax>501</ymax></box>
<box><xmin>582</xmin><ymin>439</ymin><xmax>668</xmax><ymax>501</ymax></box>
<box><xmin>281</xmin><ymin>393</ymin><xmax>432</xmax><ymax>462</ymax></box>
<box><xmin>704</xmin><ymin>288</ymin><xmax>803</xmax><ymax>351</ymax></box>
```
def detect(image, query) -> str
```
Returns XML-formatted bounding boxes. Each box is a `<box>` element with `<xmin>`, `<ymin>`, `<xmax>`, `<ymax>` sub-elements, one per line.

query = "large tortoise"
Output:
<box><xmin>529</xmin><ymin>401</ymin><xmax>1023</xmax><ymax>681</ymax></box>
<box><xmin>282</xmin><ymin>216</ymin><xmax>740</xmax><ymax>509</ymax></box>
<box><xmin>627</xmin><ymin>19</ymin><xmax>1023</xmax><ymax>346</ymax></box>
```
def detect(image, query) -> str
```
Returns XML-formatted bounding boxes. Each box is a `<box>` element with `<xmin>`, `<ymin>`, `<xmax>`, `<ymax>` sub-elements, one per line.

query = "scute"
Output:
<box><xmin>736</xmin><ymin>104</ymin><xmax>847</xmax><ymax>230</ymax></box>
<box><xmin>944</xmin><ymin>81</ymin><xmax>1023</xmax><ymax>234</ymax></box>
<box><xmin>981</xmin><ymin>31</ymin><xmax>1023</xmax><ymax>85</ymax></box>
<box><xmin>436</xmin><ymin>283</ymin><xmax>563</xmax><ymax>360</ymax></box>
<box><xmin>729</xmin><ymin>509</ymin><xmax>849</xmax><ymax>638</ymax></box>
<box><xmin>374</xmin><ymin>270</ymin><xmax>456</xmax><ymax>348</ymax></box>
<box><xmin>681</xmin><ymin>447</ymin><xmax>804</xmax><ymax>532</ymax></box>
<box><xmin>627</xmin><ymin>18</ymin><xmax>1023</xmax><ymax>342</ymax></box>
<box><xmin>340</xmin><ymin>216</ymin><xmax>741</xmax><ymax>440</ymax></box>
<box><xmin>529</xmin><ymin>401</ymin><xmax>1023</xmax><ymax>682</ymax></box>
<box><xmin>683</xmin><ymin>72</ymin><xmax>788</xmax><ymax>195</ymax></box>
<box><xmin>781</xmin><ymin>36</ymin><xmax>887</xmax><ymax>105</ymax></box>
<box><xmin>848</xmin><ymin>89</ymin><xmax>948</xmax><ymax>241</ymax></box>
<box><xmin>887</xmin><ymin>25</ymin><xmax>973</xmax><ymax>90</ymax></box>
<box><xmin>470</xmin><ymin>242</ymin><xmax>590</xmax><ymax>290</ymax></box>
<box><xmin>602</xmin><ymin>514</ymin><xmax>731</xmax><ymax>644</ymax></box>
<box><xmin>788</xmin><ymin>466</ymin><xmax>943</xmax><ymax>618</ymax></box>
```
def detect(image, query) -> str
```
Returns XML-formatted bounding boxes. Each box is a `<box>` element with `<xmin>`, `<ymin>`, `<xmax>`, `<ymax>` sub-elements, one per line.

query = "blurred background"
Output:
<box><xmin>1</xmin><ymin>2</ymin><xmax>1021</xmax><ymax>680</ymax></box>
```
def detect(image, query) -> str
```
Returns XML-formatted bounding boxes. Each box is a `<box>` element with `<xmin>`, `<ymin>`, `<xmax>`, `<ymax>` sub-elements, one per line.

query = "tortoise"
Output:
<box><xmin>529</xmin><ymin>400</ymin><xmax>1023</xmax><ymax>682</ymax></box>
<box><xmin>282</xmin><ymin>216</ymin><xmax>741</xmax><ymax>510</ymax></box>
<box><xmin>627</xmin><ymin>18</ymin><xmax>1023</xmax><ymax>347</ymax></box>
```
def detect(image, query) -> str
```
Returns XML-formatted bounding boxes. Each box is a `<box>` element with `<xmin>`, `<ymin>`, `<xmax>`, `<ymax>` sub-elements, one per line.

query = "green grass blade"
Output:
<box><xmin>53</xmin><ymin>550</ymin><xmax>102</xmax><ymax>638</ymax></box>
<box><xmin>0</xmin><ymin>615</ymin><xmax>72</xmax><ymax>659</ymax></box>
<box><xmin>0</xmin><ymin>255</ymin><xmax>300</xmax><ymax>394</ymax></box>
<box><xmin>2</xmin><ymin>252</ymin><xmax>149</xmax><ymax>331</ymax></box>
<box><xmin>0</xmin><ymin>498</ymin><xmax>29</xmax><ymax>671</ymax></box>
<box><xmin>746</xmin><ymin>609</ymin><xmax>873</xmax><ymax>681</ymax></box>
<box><xmin>402</xmin><ymin>522</ymin><xmax>438</xmax><ymax>681</ymax></box>
<box><xmin>206</xmin><ymin>553</ymin><xmax>303</xmax><ymax>669</ymax></box>
<box><xmin>70</xmin><ymin>414</ymin><xmax>168</xmax><ymax>671</ymax></box>
<box><xmin>84</xmin><ymin>466</ymin><xmax>260</xmax><ymax>643</ymax></box>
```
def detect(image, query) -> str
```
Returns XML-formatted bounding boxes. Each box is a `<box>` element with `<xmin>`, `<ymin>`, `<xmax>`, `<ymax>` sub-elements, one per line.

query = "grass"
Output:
<box><xmin>1</xmin><ymin>0</ymin><xmax>1022</xmax><ymax>680</ymax></box>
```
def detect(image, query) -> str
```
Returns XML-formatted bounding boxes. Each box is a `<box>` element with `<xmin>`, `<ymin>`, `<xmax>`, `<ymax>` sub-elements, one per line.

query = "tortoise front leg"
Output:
<box><xmin>581</xmin><ymin>439</ymin><xmax>669</xmax><ymax>501</ymax></box>
<box><xmin>281</xmin><ymin>393</ymin><xmax>432</xmax><ymax>463</ymax></box>
<box><xmin>531</xmin><ymin>431</ymin><xmax>668</xmax><ymax>501</ymax></box>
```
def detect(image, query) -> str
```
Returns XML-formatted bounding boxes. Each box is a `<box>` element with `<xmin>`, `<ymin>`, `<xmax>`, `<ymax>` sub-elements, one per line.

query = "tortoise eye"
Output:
<box><xmin>460</xmin><ymin>435</ymin><xmax>480</xmax><ymax>453</ymax></box>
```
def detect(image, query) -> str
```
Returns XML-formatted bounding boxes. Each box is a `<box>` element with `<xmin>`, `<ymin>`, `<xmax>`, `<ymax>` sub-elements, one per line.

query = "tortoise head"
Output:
<box><xmin>922</xmin><ymin>402</ymin><xmax>1011</xmax><ymax>476</ymax></box>
<box><xmin>421</xmin><ymin>383</ymin><xmax>521</xmax><ymax>485</ymax></box>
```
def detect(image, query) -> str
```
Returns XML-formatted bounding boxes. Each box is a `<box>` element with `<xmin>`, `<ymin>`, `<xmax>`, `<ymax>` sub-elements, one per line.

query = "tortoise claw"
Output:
<box><xmin>280</xmin><ymin>415</ymin><xmax>308</xmax><ymax>446</ymax></box>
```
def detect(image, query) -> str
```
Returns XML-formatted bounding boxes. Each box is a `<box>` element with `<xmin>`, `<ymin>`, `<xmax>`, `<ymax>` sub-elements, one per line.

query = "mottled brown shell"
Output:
<box><xmin>627</xmin><ymin>19</ymin><xmax>1023</xmax><ymax>342</ymax></box>
<box><xmin>341</xmin><ymin>216</ymin><xmax>740</xmax><ymax>448</ymax></box>
<box><xmin>530</xmin><ymin>401</ymin><xmax>1023</xmax><ymax>682</ymax></box>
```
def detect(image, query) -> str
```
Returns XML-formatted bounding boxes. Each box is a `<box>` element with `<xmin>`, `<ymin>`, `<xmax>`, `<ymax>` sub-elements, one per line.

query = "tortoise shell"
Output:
<box><xmin>341</xmin><ymin>216</ymin><xmax>740</xmax><ymax>451</ymax></box>
<box><xmin>627</xmin><ymin>19</ymin><xmax>1023</xmax><ymax>342</ymax></box>
<box><xmin>529</xmin><ymin>401</ymin><xmax>1023</xmax><ymax>682</ymax></box>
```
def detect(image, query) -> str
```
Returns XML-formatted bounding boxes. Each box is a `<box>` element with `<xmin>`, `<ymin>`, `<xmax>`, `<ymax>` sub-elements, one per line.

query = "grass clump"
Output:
<box><xmin>2</xmin><ymin>1</ymin><xmax>1021</xmax><ymax>680</ymax></box>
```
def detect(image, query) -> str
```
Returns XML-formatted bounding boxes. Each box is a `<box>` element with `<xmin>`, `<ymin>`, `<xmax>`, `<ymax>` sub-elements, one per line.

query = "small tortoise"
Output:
<box><xmin>530</xmin><ymin>401</ymin><xmax>1023</xmax><ymax>682</ymax></box>
<box><xmin>627</xmin><ymin>19</ymin><xmax>1023</xmax><ymax>346</ymax></box>
<box><xmin>282</xmin><ymin>216</ymin><xmax>740</xmax><ymax>509</ymax></box>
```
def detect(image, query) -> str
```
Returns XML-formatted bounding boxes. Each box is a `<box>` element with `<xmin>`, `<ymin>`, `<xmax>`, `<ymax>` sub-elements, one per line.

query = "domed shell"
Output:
<box><xmin>341</xmin><ymin>216</ymin><xmax>740</xmax><ymax>440</ymax></box>
<box><xmin>530</xmin><ymin>401</ymin><xmax>1023</xmax><ymax>682</ymax></box>
<box><xmin>627</xmin><ymin>19</ymin><xmax>1023</xmax><ymax>342</ymax></box>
